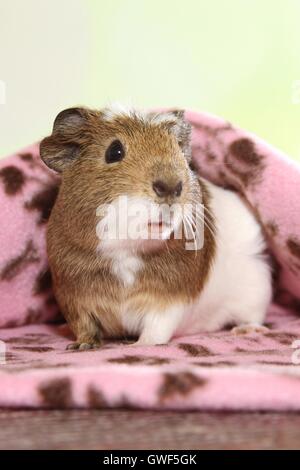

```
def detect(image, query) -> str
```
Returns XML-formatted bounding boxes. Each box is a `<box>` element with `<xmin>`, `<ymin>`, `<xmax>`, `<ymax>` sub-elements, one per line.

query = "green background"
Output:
<box><xmin>0</xmin><ymin>0</ymin><xmax>299</xmax><ymax>159</ymax></box>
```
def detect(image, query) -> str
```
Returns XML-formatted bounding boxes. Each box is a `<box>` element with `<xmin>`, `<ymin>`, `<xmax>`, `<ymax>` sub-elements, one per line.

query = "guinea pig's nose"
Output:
<box><xmin>152</xmin><ymin>180</ymin><xmax>183</xmax><ymax>198</ymax></box>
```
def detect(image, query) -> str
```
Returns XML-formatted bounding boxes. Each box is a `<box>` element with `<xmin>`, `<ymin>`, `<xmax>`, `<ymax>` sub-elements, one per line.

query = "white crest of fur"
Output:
<box><xmin>102</xmin><ymin>102</ymin><xmax>136</xmax><ymax>121</ymax></box>
<box><xmin>101</xmin><ymin>102</ymin><xmax>181</xmax><ymax>127</ymax></box>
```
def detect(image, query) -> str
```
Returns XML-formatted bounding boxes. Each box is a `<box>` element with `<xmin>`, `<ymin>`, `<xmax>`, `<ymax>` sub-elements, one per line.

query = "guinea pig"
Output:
<box><xmin>40</xmin><ymin>105</ymin><xmax>272</xmax><ymax>349</ymax></box>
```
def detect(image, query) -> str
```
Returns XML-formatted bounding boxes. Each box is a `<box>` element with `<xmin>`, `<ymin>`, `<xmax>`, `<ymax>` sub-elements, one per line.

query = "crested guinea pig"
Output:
<box><xmin>40</xmin><ymin>105</ymin><xmax>272</xmax><ymax>349</ymax></box>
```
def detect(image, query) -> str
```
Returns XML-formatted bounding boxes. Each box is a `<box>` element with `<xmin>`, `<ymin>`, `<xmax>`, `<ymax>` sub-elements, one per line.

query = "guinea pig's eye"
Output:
<box><xmin>105</xmin><ymin>140</ymin><xmax>125</xmax><ymax>163</ymax></box>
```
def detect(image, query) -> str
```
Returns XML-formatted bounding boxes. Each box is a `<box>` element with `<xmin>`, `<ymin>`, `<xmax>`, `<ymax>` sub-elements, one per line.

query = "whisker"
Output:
<box><xmin>192</xmin><ymin>211</ymin><xmax>216</xmax><ymax>239</ymax></box>
<box><xmin>185</xmin><ymin>213</ymin><xmax>201</xmax><ymax>253</ymax></box>
<box><xmin>193</xmin><ymin>215</ymin><xmax>217</xmax><ymax>245</ymax></box>
<box><xmin>183</xmin><ymin>214</ymin><xmax>198</xmax><ymax>252</ymax></box>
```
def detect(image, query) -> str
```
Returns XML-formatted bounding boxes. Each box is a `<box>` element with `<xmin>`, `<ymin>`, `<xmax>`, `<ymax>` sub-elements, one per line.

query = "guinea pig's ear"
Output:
<box><xmin>40</xmin><ymin>107</ymin><xmax>90</xmax><ymax>172</ymax></box>
<box><xmin>151</xmin><ymin>109</ymin><xmax>192</xmax><ymax>161</ymax></box>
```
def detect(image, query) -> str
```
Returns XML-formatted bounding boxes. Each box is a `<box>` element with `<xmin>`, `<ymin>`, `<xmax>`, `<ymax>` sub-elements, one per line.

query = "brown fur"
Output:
<box><xmin>40</xmin><ymin>107</ymin><xmax>216</xmax><ymax>346</ymax></box>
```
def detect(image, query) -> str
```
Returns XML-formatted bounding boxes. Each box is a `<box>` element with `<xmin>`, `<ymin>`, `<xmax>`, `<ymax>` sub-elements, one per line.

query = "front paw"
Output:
<box><xmin>231</xmin><ymin>323</ymin><xmax>269</xmax><ymax>336</ymax></box>
<box><xmin>66</xmin><ymin>341</ymin><xmax>101</xmax><ymax>351</ymax></box>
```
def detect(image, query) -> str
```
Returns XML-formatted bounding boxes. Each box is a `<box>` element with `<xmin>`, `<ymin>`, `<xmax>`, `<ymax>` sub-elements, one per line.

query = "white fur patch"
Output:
<box><xmin>101</xmin><ymin>102</ymin><xmax>181</xmax><ymax>128</ymax></box>
<box><xmin>136</xmin><ymin>304</ymin><xmax>185</xmax><ymax>345</ymax></box>
<box><xmin>102</xmin><ymin>102</ymin><xmax>136</xmax><ymax>121</ymax></box>
<box><xmin>122</xmin><ymin>302</ymin><xmax>186</xmax><ymax>344</ymax></box>
<box><xmin>110</xmin><ymin>251</ymin><xmax>143</xmax><ymax>287</ymax></box>
<box><xmin>177</xmin><ymin>179</ymin><xmax>272</xmax><ymax>335</ymax></box>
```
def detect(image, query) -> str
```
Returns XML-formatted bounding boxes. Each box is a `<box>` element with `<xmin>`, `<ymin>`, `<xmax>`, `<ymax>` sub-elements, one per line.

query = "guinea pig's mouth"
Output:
<box><xmin>147</xmin><ymin>220</ymin><xmax>170</xmax><ymax>229</ymax></box>
<box><xmin>146</xmin><ymin>220</ymin><xmax>174</xmax><ymax>239</ymax></box>
<box><xmin>147</xmin><ymin>212</ymin><xmax>173</xmax><ymax>230</ymax></box>
<box><xmin>96</xmin><ymin>195</ymin><xmax>184</xmax><ymax>250</ymax></box>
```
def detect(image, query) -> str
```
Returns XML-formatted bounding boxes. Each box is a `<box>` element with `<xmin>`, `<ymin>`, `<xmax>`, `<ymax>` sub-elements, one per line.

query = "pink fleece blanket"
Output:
<box><xmin>0</xmin><ymin>110</ymin><xmax>300</xmax><ymax>410</ymax></box>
